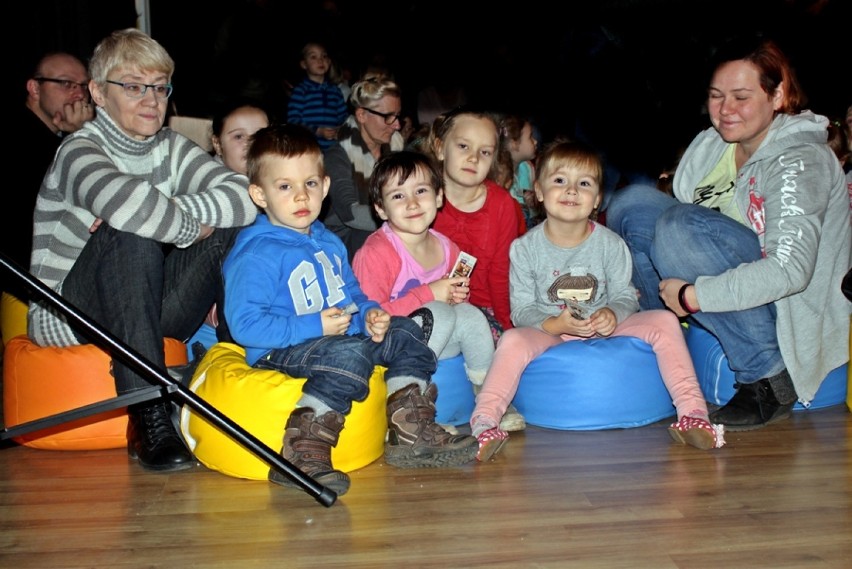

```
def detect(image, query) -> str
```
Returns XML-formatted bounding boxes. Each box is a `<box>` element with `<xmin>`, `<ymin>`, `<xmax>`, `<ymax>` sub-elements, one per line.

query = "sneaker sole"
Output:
<box><xmin>384</xmin><ymin>443</ymin><xmax>478</xmax><ymax>468</ymax></box>
<box><xmin>476</xmin><ymin>437</ymin><xmax>508</xmax><ymax>462</ymax></box>
<box><xmin>712</xmin><ymin>408</ymin><xmax>793</xmax><ymax>432</ymax></box>
<box><xmin>667</xmin><ymin>426</ymin><xmax>715</xmax><ymax>450</ymax></box>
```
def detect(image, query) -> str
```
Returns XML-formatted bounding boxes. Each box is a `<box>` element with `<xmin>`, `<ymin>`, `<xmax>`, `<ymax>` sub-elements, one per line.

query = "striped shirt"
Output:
<box><xmin>28</xmin><ymin>110</ymin><xmax>257</xmax><ymax>347</ymax></box>
<box><xmin>286</xmin><ymin>78</ymin><xmax>348</xmax><ymax>150</ymax></box>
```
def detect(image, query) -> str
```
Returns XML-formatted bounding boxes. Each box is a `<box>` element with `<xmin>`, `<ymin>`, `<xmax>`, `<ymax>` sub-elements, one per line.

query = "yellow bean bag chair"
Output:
<box><xmin>179</xmin><ymin>342</ymin><xmax>388</xmax><ymax>481</ymax></box>
<box><xmin>1</xmin><ymin>291</ymin><xmax>28</xmax><ymax>348</ymax></box>
<box><xmin>3</xmin><ymin>335</ymin><xmax>188</xmax><ymax>450</ymax></box>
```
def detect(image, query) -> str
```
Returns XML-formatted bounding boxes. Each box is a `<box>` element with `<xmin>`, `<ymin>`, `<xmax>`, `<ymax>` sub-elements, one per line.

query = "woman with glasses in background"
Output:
<box><xmin>27</xmin><ymin>28</ymin><xmax>257</xmax><ymax>473</ymax></box>
<box><xmin>321</xmin><ymin>74</ymin><xmax>406</xmax><ymax>261</ymax></box>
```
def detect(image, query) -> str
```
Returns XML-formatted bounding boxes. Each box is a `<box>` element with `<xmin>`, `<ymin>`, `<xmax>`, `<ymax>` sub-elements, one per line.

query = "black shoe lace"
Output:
<box><xmin>140</xmin><ymin>405</ymin><xmax>181</xmax><ymax>448</ymax></box>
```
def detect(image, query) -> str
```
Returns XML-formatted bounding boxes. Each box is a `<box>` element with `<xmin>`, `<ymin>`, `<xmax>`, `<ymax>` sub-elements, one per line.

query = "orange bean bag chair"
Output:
<box><xmin>3</xmin><ymin>335</ymin><xmax>187</xmax><ymax>450</ymax></box>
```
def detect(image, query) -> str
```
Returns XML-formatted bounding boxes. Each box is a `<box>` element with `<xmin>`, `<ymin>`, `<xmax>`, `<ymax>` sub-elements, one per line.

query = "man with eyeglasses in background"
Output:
<box><xmin>4</xmin><ymin>53</ymin><xmax>94</xmax><ymax>292</ymax></box>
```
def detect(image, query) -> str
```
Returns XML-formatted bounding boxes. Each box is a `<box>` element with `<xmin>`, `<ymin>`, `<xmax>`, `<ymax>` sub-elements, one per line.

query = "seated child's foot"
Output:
<box><xmin>439</xmin><ymin>423</ymin><xmax>460</xmax><ymax>435</ymax></box>
<box><xmin>269</xmin><ymin>408</ymin><xmax>351</xmax><ymax>496</ymax></box>
<box><xmin>667</xmin><ymin>412</ymin><xmax>726</xmax><ymax>450</ymax></box>
<box><xmin>385</xmin><ymin>384</ymin><xmax>478</xmax><ymax>468</ymax></box>
<box><xmin>499</xmin><ymin>403</ymin><xmax>526</xmax><ymax>432</ymax></box>
<box><xmin>476</xmin><ymin>427</ymin><xmax>508</xmax><ymax>462</ymax></box>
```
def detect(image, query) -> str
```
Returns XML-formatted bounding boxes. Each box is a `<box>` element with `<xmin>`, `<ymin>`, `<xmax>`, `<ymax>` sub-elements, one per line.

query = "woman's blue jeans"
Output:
<box><xmin>254</xmin><ymin>316</ymin><xmax>437</xmax><ymax>415</ymax></box>
<box><xmin>62</xmin><ymin>224</ymin><xmax>238</xmax><ymax>393</ymax></box>
<box><xmin>605</xmin><ymin>184</ymin><xmax>785</xmax><ymax>383</ymax></box>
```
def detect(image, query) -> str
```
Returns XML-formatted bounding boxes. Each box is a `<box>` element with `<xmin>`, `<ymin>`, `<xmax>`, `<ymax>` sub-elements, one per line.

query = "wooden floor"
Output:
<box><xmin>1</xmin><ymin>404</ymin><xmax>850</xmax><ymax>569</ymax></box>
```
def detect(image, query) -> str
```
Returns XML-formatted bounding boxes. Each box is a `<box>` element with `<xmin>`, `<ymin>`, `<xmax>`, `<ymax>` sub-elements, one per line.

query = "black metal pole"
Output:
<box><xmin>0</xmin><ymin>252</ymin><xmax>336</xmax><ymax>507</ymax></box>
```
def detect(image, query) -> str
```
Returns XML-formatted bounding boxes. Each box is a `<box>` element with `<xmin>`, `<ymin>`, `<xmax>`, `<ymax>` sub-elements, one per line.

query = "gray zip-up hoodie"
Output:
<box><xmin>673</xmin><ymin>111</ymin><xmax>851</xmax><ymax>403</ymax></box>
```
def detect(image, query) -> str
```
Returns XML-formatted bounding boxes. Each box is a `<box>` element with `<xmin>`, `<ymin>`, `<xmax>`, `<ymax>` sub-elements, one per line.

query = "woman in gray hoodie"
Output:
<box><xmin>605</xmin><ymin>37</ymin><xmax>851</xmax><ymax>431</ymax></box>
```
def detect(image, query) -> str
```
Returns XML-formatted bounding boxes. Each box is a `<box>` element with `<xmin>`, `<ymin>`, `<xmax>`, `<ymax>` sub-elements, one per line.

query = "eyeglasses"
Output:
<box><xmin>35</xmin><ymin>77</ymin><xmax>89</xmax><ymax>92</ymax></box>
<box><xmin>105</xmin><ymin>80</ymin><xmax>173</xmax><ymax>100</ymax></box>
<box><xmin>361</xmin><ymin>106</ymin><xmax>402</xmax><ymax>125</ymax></box>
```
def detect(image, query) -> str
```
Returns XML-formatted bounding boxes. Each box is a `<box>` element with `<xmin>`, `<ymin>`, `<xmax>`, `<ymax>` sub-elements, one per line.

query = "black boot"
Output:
<box><xmin>127</xmin><ymin>402</ymin><xmax>196</xmax><ymax>472</ymax></box>
<box><xmin>709</xmin><ymin>370</ymin><xmax>796</xmax><ymax>432</ymax></box>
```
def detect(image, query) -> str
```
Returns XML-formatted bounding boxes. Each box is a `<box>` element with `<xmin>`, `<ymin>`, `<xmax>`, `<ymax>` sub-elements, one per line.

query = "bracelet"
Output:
<box><xmin>677</xmin><ymin>283</ymin><xmax>699</xmax><ymax>314</ymax></box>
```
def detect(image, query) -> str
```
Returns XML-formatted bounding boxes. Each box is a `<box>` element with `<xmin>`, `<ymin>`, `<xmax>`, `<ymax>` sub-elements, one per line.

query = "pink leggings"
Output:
<box><xmin>471</xmin><ymin>310</ymin><xmax>708</xmax><ymax>430</ymax></box>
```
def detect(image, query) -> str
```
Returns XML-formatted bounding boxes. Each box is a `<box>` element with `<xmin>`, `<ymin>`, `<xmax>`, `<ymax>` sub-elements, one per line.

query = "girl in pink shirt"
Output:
<box><xmin>353</xmin><ymin>151</ymin><xmax>525</xmax><ymax>435</ymax></box>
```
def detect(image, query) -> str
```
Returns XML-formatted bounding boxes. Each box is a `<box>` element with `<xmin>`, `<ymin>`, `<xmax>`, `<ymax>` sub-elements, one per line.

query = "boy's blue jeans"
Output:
<box><xmin>254</xmin><ymin>316</ymin><xmax>437</xmax><ymax>415</ymax></box>
<box><xmin>62</xmin><ymin>224</ymin><xmax>238</xmax><ymax>393</ymax></box>
<box><xmin>605</xmin><ymin>184</ymin><xmax>785</xmax><ymax>383</ymax></box>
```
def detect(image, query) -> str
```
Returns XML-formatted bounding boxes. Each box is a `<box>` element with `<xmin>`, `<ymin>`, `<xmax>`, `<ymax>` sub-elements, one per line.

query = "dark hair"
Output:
<box><xmin>827</xmin><ymin>117</ymin><xmax>849</xmax><ymax>165</ymax></box>
<box><xmin>368</xmin><ymin>150</ymin><xmax>443</xmax><ymax>208</ymax></box>
<box><xmin>211</xmin><ymin>97</ymin><xmax>269</xmax><ymax>138</ymax></box>
<box><xmin>709</xmin><ymin>37</ymin><xmax>806</xmax><ymax>115</ymax></box>
<box><xmin>246</xmin><ymin>123</ymin><xmax>323</xmax><ymax>185</ymax></box>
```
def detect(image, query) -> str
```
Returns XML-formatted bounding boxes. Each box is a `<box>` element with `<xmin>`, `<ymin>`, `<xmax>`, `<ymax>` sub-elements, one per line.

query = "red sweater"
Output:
<box><xmin>432</xmin><ymin>180</ymin><xmax>524</xmax><ymax>330</ymax></box>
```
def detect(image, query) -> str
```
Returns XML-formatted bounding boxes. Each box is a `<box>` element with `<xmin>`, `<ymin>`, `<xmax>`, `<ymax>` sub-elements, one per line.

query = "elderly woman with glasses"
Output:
<box><xmin>27</xmin><ymin>28</ymin><xmax>257</xmax><ymax>473</ymax></box>
<box><xmin>321</xmin><ymin>74</ymin><xmax>406</xmax><ymax>261</ymax></box>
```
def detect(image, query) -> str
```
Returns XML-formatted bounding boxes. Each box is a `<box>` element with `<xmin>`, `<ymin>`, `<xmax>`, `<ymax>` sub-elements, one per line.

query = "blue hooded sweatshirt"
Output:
<box><xmin>223</xmin><ymin>214</ymin><xmax>379</xmax><ymax>365</ymax></box>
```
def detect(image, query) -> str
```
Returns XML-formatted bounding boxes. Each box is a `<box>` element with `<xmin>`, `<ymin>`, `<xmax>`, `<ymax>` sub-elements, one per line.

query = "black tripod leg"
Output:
<box><xmin>0</xmin><ymin>253</ymin><xmax>336</xmax><ymax>507</ymax></box>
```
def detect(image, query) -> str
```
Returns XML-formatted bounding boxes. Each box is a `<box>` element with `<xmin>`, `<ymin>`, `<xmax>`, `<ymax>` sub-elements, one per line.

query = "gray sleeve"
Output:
<box><xmin>323</xmin><ymin>146</ymin><xmax>378</xmax><ymax>232</ymax></box>
<box><xmin>509</xmin><ymin>230</ymin><xmax>553</xmax><ymax>329</ymax></box>
<box><xmin>696</xmin><ymin>144</ymin><xmax>837</xmax><ymax>312</ymax></box>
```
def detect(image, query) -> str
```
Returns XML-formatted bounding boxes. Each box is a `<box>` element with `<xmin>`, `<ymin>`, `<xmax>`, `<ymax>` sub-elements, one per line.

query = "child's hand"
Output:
<box><xmin>589</xmin><ymin>307</ymin><xmax>616</xmax><ymax>337</ymax></box>
<box><xmin>429</xmin><ymin>277</ymin><xmax>469</xmax><ymax>304</ymax></box>
<box><xmin>562</xmin><ymin>311</ymin><xmax>596</xmax><ymax>338</ymax></box>
<box><xmin>317</xmin><ymin>126</ymin><xmax>338</xmax><ymax>140</ymax></box>
<box><xmin>321</xmin><ymin>306</ymin><xmax>351</xmax><ymax>336</ymax></box>
<box><xmin>365</xmin><ymin>308</ymin><xmax>390</xmax><ymax>342</ymax></box>
<box><xmin>545</xmin><ymin>310</ymin><xmax>595</xmax><ymax>338</ymax></box>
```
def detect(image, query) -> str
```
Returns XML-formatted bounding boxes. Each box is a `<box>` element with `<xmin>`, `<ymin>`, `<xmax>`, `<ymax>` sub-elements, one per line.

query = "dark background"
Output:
<box><xmin>13</xmin><ymin>0</ymin><xmax>850</xmax><ymax>180</ymax></box>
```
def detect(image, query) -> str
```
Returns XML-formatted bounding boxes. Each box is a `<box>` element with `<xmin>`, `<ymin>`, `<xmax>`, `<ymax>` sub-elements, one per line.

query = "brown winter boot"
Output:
<box><xmin>385</xmin><ymin>383</ymin><xmax>478</xmax><ymax>468</ymax></box>
<box><xmin>268</xmin><ymin>407</ymin><xmax>351</xmax><ymax>496</ymax></box>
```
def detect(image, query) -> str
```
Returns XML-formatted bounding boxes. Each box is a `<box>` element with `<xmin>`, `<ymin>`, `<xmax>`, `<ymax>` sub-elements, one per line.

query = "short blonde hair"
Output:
<box><xmin>349</xmin><ymin>75</ymin><xmax>401</xmax><ymax>109</ymax></box>
<box><xmin>89</xmin><ymin>28</ymin><xmax>175</xmax><ymax>89</ymax></box>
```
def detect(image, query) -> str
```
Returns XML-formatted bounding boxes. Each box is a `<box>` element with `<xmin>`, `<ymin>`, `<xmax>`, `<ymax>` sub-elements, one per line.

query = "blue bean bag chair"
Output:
<box><xmin>685</xmin><ymin>324</ymin><xmax>847</xmax><ymax>410</ymax></box>
<box><xmin>431</xmin><ymin>354</ymin><xmax>475</xmax><ymax>426</ymax></box>
<box><xmin>186</xmin><ymin>322</ymin><xmax>218</xmax><ymax>361</ymax></box>
<box><xmin>513</xmin><ymin>336</ymin><xmax>675</xmax><ymax>430</ymax></box>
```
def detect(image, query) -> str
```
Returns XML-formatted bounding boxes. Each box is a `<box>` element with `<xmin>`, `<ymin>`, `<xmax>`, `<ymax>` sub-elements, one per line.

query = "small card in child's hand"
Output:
<box><xmin>450</xmin><ymin>252</ymin><xmax>477</xmax><ymax>278</ymax></box>
<box><xmin>334</xmin><ymin>302</ymin><xmax>359</xmax><ymax>317</ymax></box>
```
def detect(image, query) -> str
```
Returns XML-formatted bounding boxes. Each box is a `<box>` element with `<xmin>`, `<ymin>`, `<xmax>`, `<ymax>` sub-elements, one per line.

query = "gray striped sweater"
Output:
<box><xmin>28</xmin><ymin>110</ymin><xmax>257</xmax><ymax>347</ymax></box>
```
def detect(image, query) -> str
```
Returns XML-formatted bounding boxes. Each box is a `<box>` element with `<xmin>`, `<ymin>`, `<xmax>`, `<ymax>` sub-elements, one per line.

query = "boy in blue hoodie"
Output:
<box><xmin>223</xmin><ymin>124</ymin><xmax>477</xmax><ymax>496</ymax></box>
